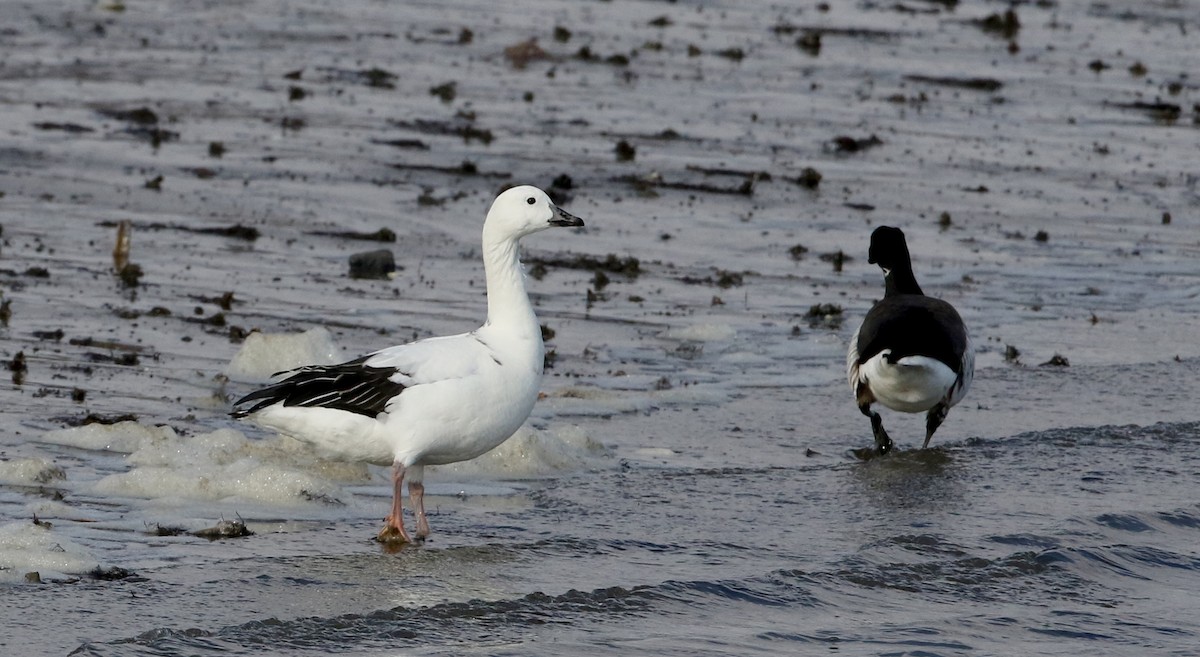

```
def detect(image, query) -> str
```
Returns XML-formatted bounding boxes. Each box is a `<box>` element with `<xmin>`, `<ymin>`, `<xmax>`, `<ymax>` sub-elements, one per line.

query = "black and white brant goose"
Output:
<box><xmin>846</xmin><ymin>226</ymin><xmax>974</xmax><ymax>457</ymax></box>
<box><xmin>232</xmin><ymin>185</ymin><xmax>584</xmax><ymax>544</ymax></box>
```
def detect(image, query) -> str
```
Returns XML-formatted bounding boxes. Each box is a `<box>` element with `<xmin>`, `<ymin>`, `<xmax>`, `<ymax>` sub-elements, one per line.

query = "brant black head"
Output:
<box><xmin>868</xmin><ymin>225</ymin><xmax>923</xmax><ymax>296</ymax></box>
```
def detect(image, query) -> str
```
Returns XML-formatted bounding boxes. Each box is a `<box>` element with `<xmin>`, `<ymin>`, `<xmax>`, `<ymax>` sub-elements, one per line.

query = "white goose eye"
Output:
<box><xmin>526</xmin><ymin>197</ymin><xmax>536</xmax><ymax>205</ymax></box>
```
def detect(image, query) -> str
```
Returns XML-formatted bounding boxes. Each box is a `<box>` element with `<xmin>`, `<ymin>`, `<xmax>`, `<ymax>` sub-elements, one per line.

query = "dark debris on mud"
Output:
<box><xmin>680</xmin><ymin>268</ymin><xmax>746</xmax><ymax>289</ymax></box>
<box><xmin>614</xmin><ymin>172</ymin><xmax>761</xmax><ymax>197</ymax></box>
<box><xmin>96</xmin><ymin>220</ymin><xmax>259</xmax><ymax>241</ymax></box>
<box><xmin>309</xmin><ymin>228</ymin><xmax>397</xmax><ymax>243</ymax></box>
<box><xmin>905</xmin><ymin>75</ymin><xmax>1004</xmax><ymax>92</ymax></box>
<box><xmin>527</xmin><ymin>253</ymin><xmax>641</xmax><ymax>281</ymax></box>
<box><xmin>193</xmin><ymin>517</ymin><xmax>254</xmax><ymax>541</ymax></box>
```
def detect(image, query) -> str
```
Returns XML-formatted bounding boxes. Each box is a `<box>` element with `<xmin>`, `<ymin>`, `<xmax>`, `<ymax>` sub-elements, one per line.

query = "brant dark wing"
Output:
<box><xmin>231</xmin><ymin>356</ymin><xmax>406</xmax><ymax>419</ymax></box>
<box><xmin>855</xmin><ymin>295</ymin><xmax>968</xmax><ymax>373</ymax></box>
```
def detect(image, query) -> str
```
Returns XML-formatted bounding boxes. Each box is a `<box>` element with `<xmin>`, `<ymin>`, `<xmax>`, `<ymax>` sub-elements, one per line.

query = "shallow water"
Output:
<box><xmin>2</xmin><ymin>0</ymin><xmax>1199</xmax><ymax>655</ymax></box>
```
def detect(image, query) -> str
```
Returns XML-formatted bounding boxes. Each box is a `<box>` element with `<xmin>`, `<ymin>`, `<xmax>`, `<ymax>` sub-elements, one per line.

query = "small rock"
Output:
<box><xmin>715</xmin><ymin>48</ymin><xmax>744</xmax><ymax>62</ymax></box>
<box><xmin>614</xmin><ymin>139</ymin><xmax>636</xmax><ymax>162</ymax></box>
<box><xmin>429</xmin><ymin>81</ymin><xmax>457</xmax><ymax>103</ymax></box>
<box><xmin>797</xmin><ymin>31</ymin><xmax>821</xmax><ymax>56</ymax></box>
<box><xmin>504</xmin><ymin>38</ymin><xmax>549</xmax><ymax>69</ymax></box>
<box><xmin>359</xmin><ymin>68</ymin><xmax>396</xmax><ymax>89</ymax></box>
<box><xmin>349</xmin><ymin>249</ymin><xmax>396</xmax><ymax>280</ymax></box>
<box><xmin>1004</xmin><ymin>345</ymin><xmax>1021</xmax><ymax>363</ymax></box>
<box><xmin>9</xmin><ymin>350</ymin><xmax>27</xmax><ymax>385</ymax></box>
<box><xmin>978</xmin><ymin>9</ymin><xmax>1020</xmax><ymax>39</ymax></box>
<box><xmin>1040</xmin><ymin>354</ymin><xmax>1070</xmax><ymax>367</ymax></box>
<box><xmin>117</xmin><ymin>263</ymin><xmax>143</xmax><ymax>288</ymax></box>
<box><xmin>793</xmin><ymin>167</ymin><xmax>822</xmax><ymax>189</ymax></box>
<box><xmin>193</xmin><ymin>517</ymin><xmax>253</xmax><ymax>540</ymax></box>
<box><xmin>89</xmin><ymin>566</ymin><xmax>137</xmax><ymax>581</ymax></box>
<box><xmin>830</xmin><ymin>135</ymin><xmax>882</xmax><ymax>153</ymax></box>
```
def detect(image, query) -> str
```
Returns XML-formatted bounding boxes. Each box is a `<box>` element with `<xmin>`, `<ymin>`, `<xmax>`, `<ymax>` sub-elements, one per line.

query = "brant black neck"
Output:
<box><xmin>883</xmin><ymin>263</ymin><xmax>924</xmax><ymax>297</ymax></box>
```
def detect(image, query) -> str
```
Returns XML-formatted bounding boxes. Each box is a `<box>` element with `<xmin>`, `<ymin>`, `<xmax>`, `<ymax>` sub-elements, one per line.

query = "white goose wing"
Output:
<box><xmin>232</xmin><ymin>331</ymin><xmax>496</xmax><ymax>419</ymax></box>
<box><xmin>364</xmin><ymin>331</ymin><xmax>494</xmax><ymax>388</ymax></box>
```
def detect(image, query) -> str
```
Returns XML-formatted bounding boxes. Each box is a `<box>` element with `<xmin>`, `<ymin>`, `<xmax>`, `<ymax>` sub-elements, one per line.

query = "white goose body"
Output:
<box><xmin>233</xmin><ymin>185</ymin><xmax>584</xmax><ymax>543</ymax></box>
<box><xmin>247</xmin><ymin>325</ymin><xmax>542</xmax><ymax>467</ymax></box>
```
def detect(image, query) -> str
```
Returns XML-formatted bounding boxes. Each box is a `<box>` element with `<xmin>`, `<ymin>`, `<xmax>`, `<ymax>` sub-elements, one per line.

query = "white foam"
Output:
<box><xmin>85</xmin><ymin>426</ymin><xmax>368</xmax><ymax>507</ymax></box>
<box><xmin>0</xmin><ymin>521</ymin><xmax>100</xmax><ymax>583</ymax></box>
<box><xmin>225</xmin><ymin>327</ymin><xmax>344</xmax><ymax>380</ymax></box>
<box><xmin>22</xmin><ymin>499</ymin><xmax>100</xmax><ymax>523</ymax></box>
<box><xmin>93</xmin><ymin>461</ymin><xmax>344</xmax><ymax>507</ymax></box>
<box><xmin>663</xmin><ymin>323</ymin><xmax>737</xmax><ymax>342</ymax></box>
<box><xmin>429</xmin><ymin>424</ymin><xmax>611</xmax><ymax>480</ymax></box>
<box><xmin>39</xmin><ymin>421</ymin><xmax>174</xmax><ymax>454</ymax></box>
<box><xmin>631</xmin><ymin>447</ymin><xmax>676</xmax><ymax>458</ymax></box>
<box><xmin>0</xmin><ymin>458</ymin><xmax>65</xmax><ymax>486</ymax></box>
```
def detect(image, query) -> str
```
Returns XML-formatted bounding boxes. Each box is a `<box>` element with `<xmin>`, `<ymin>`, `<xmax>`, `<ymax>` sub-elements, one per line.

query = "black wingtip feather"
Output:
<box><xmin>230</xmin><ymin>357</ymin><xmax>407</xmax><ymax>419</ymax></box>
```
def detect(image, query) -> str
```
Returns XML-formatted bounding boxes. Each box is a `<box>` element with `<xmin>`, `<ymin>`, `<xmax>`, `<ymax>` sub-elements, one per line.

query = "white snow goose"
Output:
<box><xmin>846</xmin><ymin>226</ymin><xmax>974</xmax><ymax>458</ymax></box>
<box><xmin>232</xmin><ymin>185</ymin><xmax>584</xmax><ymax>543</ymax></box>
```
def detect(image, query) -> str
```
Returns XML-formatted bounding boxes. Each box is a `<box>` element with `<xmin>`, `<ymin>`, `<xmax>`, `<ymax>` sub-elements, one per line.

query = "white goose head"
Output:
<box><xmin>484</xmin><ymin>185</ymin><xmax>584</xmax><ymax>239</ymax></box>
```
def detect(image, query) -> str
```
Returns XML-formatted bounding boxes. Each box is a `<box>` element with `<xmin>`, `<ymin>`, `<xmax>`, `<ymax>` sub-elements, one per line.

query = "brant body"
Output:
<box><xmin>846</xmin><ymin>226</ymin><xmax>973</xmax><ymax>457</ymax></box>
<box><xmin>233</xmin><ymin>185</ymin><xmax>584</xmax><ymax>543</ymax></box>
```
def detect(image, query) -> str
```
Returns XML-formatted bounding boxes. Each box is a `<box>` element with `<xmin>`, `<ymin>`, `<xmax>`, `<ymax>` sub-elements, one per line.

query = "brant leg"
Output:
<box><xmin>924</xmin><ymin>402</ymin><xmax>950</xmax><ymax>449</ymax></box>
<box><xmin>860</xmin><ymin>402</ymin><xmax>894</xmax><ymax>456</ymax></box>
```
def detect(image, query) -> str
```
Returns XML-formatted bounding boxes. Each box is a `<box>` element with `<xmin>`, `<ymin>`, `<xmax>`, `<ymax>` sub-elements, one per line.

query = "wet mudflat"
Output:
<box><xmin>1</xmin><ymin>0</ymin><xmax>1199</xmax><ymax>655</ymax></box>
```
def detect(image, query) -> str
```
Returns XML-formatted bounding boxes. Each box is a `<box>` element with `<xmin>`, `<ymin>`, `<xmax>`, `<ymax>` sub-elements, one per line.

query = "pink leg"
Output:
<box><xmin>409</xmin><ymin>481</ymin><xmax>431</xmax><ymax>538</ymax></box>
<box><xmin>377</xmin><ymin>463</ymin><xmax>412</xmax><ymax>544</ymax></box>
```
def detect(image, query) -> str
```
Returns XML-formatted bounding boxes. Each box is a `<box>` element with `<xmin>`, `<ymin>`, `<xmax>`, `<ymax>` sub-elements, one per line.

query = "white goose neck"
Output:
<box><xmin>481</xmin><ymin>229</ymin><xmax>539</xmax><ymax>335</ymax></box>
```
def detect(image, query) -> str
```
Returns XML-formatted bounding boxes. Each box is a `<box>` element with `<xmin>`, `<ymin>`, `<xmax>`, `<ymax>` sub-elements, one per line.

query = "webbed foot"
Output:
<box><xmin>376</xmin><ymin>523</ymin><xmax>416</xmax><ymax>546</ymax></box>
